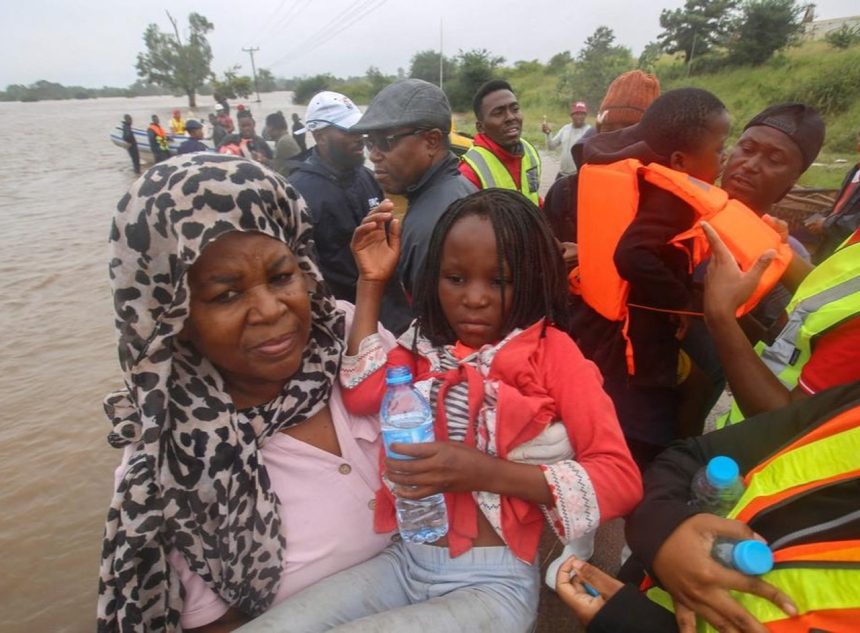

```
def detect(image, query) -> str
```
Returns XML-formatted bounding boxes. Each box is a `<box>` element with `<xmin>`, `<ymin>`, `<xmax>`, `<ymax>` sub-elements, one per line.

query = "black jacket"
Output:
<box><xmin>582</xmin><ymin>382</ymin><xmax>860</xmax><ymax>633</ymax></box>
<box><xmin>399</xmin><ymin>153</ymin><xmax>477</xmax><ymax>297</ymax></box>
<box><xmin>289</xmin><ymin>151</ymin><xmax>411</xmax><ymax>334</ymax></box>
<box><xmin>627</xmin><ymin>381</ymin><xmax>860</xmax><ymax>574</ymax></box>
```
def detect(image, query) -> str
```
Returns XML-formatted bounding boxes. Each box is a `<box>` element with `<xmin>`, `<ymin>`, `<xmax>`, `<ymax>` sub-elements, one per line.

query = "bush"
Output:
<box><xmin>293</xmin><ymin>74</ymin><xmax>335</xmax><ymax>104</ymax></box>
<box><xmin>781</xmin><ymin>53</ymin><xmax>860</xmax><ymax>115</ymax></box>
<box><xmin>825</xmin><ymin>24</ymin><xmax>860</xmax><ymax>49</ymax></box>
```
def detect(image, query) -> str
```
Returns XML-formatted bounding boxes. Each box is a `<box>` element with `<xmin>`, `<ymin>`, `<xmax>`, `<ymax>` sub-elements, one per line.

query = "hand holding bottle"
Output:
<box><xmin>652</xmin><ymin>514</ymin><xmax>796</xmax><ymax>633</ymax></box>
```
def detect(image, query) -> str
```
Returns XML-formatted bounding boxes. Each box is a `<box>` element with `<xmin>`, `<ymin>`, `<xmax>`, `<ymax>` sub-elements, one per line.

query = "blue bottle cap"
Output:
<box><xmin>706</xmin><ymin>456</ymin><xmax>740</xmax><ymax>488</ymax></box>
<box><xmin>385</xmin><ymin>366</ymin><xmax>413</xmax><ymax>386</ymax></box>
<box><xmin>732</xmin><ymin>540</ymin><xmax>773</xmax><ymax>575</ymax></box>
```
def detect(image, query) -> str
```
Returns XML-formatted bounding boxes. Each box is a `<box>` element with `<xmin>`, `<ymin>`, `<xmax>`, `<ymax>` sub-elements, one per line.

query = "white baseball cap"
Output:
<box><xmin>296</xmin><ymin>91</ymin><xmax>362</xmax><ymax>134</ymax></box>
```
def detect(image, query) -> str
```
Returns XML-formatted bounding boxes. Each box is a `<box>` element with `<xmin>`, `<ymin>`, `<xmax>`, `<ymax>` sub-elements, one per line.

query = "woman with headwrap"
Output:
<box><xmin>97</xmin><ymin>154</ymin><xmax>394</xmax><ymax>632</ymax></box>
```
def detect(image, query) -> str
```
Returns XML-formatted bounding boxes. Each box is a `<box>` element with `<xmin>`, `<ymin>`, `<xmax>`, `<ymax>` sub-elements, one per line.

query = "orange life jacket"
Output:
<box><xmin>571</xmin><ymin>158</ymin><xmax>792</xmax><ymax>374</ymax></box>
<box><xmin>573</xmin><ymin>159</ymin><xmax>793</xmax><ymax>318</ymax></box>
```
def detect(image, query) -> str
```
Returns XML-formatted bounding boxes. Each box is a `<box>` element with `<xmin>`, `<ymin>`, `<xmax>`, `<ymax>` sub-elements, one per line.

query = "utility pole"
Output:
<box><xmin>439</xmin><ymin>19</ymin><xmax>444</xmax><ymax>90</ymax></box>
<box><xmin>243</xmin><ymin>46</ymin><xmax>261</xmax><ymax>103</ymax></box>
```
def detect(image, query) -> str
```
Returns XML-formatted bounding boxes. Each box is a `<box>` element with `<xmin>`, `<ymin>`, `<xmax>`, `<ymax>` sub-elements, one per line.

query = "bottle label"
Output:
<box><xmin>382</xmin><ymin>422</ymin><xmax>434</xmax><ymax>460</ymax></box>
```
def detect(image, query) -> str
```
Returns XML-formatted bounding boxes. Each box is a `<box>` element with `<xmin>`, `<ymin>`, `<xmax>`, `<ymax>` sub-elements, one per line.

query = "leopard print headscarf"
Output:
<box><xmin>97</xmin><ymin>154</ymin><xmax>345</xmax><ymax>632</ymax></box>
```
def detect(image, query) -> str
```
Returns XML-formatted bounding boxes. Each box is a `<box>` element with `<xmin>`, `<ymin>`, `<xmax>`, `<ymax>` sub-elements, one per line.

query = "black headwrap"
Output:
<box><xmin>744</xmin><ymin>103</ymin><xmax>825</xmax><ymax>172</ymax></box>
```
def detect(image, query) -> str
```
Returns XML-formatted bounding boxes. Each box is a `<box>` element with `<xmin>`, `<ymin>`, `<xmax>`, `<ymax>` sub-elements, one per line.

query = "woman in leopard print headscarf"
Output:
<box><xmin>97</xmin><ymin>154</ymin><xmax>389</xmax><ymax>631</ymax></box>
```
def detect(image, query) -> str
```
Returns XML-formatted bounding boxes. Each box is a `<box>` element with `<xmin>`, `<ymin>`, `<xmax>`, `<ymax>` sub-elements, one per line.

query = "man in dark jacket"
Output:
<box><xmin>351</xmin><ymin>79</ymin><xmax>476</xmax><ymax>300</ymax></box>
<box><xmin>549</xmin><ymin>381</ymin><xmax>860</xmax><ymax>633</ymax></box>
<box><xmin>121</xmin><ymin>114</ymin><xmax>140</xmax><ymax>174</ymax></box>
<box><xmin>288</xmin><ymin>91</ymin><xmax>411</xmax><ymax>334</ymax></box>
<box><xmin>176</xmin><ymin>119</ymin><xmax>209</xmax><ymax>154</ymax></box>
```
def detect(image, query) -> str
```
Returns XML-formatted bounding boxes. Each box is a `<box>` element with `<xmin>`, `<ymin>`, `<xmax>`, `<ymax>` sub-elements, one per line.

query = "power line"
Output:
<box><xmin>266</xmin><ymin>0</ymin><xmax>372</xmax><ymax>68</ymax></box>
<box><xmin>292</xmin><ymin>0</ymin><xmax>388</xmax><ymax>62</ymax></box>
<box><xmin>266</xmin><ymin>0</ymin><xmax>387</xmax><ymax>71</ymax></box>
<box><xmin>256</xmin><ymin>0</ymin><xmax>312</xmax><ymax>50</ymax></box>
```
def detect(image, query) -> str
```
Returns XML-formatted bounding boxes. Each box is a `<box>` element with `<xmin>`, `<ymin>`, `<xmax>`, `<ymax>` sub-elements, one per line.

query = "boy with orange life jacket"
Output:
<box><xmin>571</xmin><ymin>89</ymin><xmax>790</xmax><ymax>469</ymax></box>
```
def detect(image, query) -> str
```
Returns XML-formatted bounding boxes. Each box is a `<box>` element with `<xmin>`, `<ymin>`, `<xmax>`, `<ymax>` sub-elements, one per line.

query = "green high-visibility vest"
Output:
<box><xmin>719</xmin><ymin>237</ymin><xmax>860</xmax><ymax>428</ymax></box>
<box><xmin>646</xmin><ymin>402</ymin><xmax>860</xmax><ymax>631</ymax></box>
<box><xmin>461</xmin><ymin>140</ymin><xmax>541</xmax><ymax>205</ymax></box>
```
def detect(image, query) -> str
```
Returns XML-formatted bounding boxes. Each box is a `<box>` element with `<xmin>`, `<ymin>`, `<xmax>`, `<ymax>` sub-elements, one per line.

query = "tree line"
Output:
<box><xmin>5</xmin><ymin>2</ymin><xmax>857</xmax><ymax>107</ymax></box>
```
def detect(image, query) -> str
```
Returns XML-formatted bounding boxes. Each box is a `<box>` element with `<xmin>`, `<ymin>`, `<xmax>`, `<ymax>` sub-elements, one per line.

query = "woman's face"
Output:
<box><xmin>183</xmin><ymin>231</ymin><xmax>311</xmax><ymax>407</ymax></box>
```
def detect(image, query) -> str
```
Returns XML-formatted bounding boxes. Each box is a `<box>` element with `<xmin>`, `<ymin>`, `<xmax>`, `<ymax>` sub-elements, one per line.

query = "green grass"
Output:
<box><xmin>460</xmin><ymin>39</ymin><xmax>860</xmax><ymax>188</ymax></box>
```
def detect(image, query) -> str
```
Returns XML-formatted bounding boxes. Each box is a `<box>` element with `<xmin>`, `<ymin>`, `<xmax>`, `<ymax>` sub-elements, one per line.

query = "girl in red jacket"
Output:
<box><xmin>243</xmin><ymin>189</ymin><xmax>642</xmax><ymax>633</ymax></box>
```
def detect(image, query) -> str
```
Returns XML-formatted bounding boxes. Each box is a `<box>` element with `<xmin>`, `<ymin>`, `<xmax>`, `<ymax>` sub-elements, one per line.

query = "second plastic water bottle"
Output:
<box><xmin>690</xmin><ymin>456</ymin><xmax>746</xmax><ymax>516</ymax></box>
<box><xmin>380</xmin><ymin>366</ymin><xmax>449</xmax><ymax>544</ymax></box>
<box><xmin>712</xmin><ymin>538</ymin><xmax>773</xmax><ymax>575</ymax></box>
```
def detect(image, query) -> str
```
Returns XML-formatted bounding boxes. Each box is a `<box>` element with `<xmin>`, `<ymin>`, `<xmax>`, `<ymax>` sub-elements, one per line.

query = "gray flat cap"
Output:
<box><xmin>352</xmin><ymin>79</ymin><xmax>451</xmax><ymax>134</ymax></box>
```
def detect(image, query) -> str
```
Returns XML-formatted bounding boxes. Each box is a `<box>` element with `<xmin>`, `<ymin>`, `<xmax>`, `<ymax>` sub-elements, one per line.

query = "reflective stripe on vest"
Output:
<box><xmin>728</xmin><ymin>404</ymin><xmax>860</xmax><ymax>524</ymax></box>
<box><xmin>719</xmin><ymin>239</ymin><xmax>860</xmax><ymax>427</ymax></box>
<box><xmin>461</xmin><ymin>141</ymin><xmax>541</xmax><ymax>205</ymax></box>
<box><xmin>647</xmin><ymin>403</ymin><xmax>860</xmax><ymax>630</ymax></box>
<box><xmin>646</xmin><ymin>559</ymin><xmax>860</xmax><ymax>632</ymax></box>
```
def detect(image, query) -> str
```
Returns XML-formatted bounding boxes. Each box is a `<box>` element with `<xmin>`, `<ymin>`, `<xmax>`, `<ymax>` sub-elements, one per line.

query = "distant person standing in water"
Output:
<box><xmin>214</xmin><ymin>92</ymin><xmax>230</xmax><ymax>116</ymax></box>
<box><xmin>208</xmin><ymin>113</ymin><xmax>227</xmax><ymax>147</ymax></box>
<box><xmin>215</xmin><ymin>102</ymin><xmax>235</xmax><ymax>135</ymax></box>
<box><xmin>292</xmin><ymin>112</ymin><xmax>307</xmax><ymax>152</ymax></box>
<box><xmin>121</xmin><ymin>114</ymin><xmax>140</xmax><ymax>174</ymax></box>
<box><xmin>147</xmin><ymin>115</ymin><xmax>171</xmax><ymax>163</ymax></box>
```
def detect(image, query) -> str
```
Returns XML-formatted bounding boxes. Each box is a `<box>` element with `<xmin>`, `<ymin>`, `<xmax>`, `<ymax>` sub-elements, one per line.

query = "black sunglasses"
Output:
<box><xmin>362</xmin><ymin>129</ymin><xmax>427</xmax><ymax>152</ymax></box>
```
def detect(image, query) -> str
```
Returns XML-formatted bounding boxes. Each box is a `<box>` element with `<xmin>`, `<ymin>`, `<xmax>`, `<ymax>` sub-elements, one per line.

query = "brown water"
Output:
<box><xmin>0</xmin><ymin>92</ymin><xmax>306</xmax><ymax>633</ymax></box>
<box><xmin>0</xmin><ymin>93</ymin><xmax>561</xmax><ymax>633</ymax></box>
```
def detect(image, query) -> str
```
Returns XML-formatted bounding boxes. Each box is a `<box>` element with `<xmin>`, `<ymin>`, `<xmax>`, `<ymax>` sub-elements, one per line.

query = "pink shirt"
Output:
<box><xmin>114</xmin><ymin>385</ymin><xmax>394</xmax><ymax>629</ymax></box>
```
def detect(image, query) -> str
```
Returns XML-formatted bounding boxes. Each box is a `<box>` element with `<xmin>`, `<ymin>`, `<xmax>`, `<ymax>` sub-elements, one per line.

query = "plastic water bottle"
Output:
<box><xmin>690</xmin><ymin>456</ymin><xmax>746</xmax><ymax>516</ymax></box>
<box><xmin>380</xmin><ymin>366</ymin><xmax>448</xmax><ymax>544</ymax></box>
<box><xmin>711</xmin><ymin>538</ymin><xmax>773</xmax><ymax>576</ymax></box>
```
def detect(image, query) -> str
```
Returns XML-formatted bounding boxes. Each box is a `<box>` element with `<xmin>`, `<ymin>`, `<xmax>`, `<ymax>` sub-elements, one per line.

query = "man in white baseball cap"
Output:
<box><xmin>294</xmin><ymin>90</ymin><xmax>363</xmax><ymax>134</ymax></box>
<box><xmin>288</xmin><ymin>91</ymin><xmax>412</xmax><ymax>334</ymax></box>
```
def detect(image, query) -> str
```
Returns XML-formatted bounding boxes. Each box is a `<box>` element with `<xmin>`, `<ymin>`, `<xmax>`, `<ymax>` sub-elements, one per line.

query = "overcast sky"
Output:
<box><xmin>2</xmin><ymin>0</ymin><xmax>857</xmax><ymax>87</ymax></box>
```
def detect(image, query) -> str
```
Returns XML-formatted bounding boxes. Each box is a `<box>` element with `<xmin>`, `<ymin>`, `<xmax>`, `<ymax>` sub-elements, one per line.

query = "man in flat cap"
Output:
<box><xmin>352</xmin><ymin>78</ymin><xmax>476</xmax><ymax>299</ymax></box>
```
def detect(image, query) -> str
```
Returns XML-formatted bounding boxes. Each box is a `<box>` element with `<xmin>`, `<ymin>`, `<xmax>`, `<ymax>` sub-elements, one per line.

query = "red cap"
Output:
<box><xmin>572</xmin><ymin>101</ymin><xmax>587</xmax><ymax>113</ymax></box>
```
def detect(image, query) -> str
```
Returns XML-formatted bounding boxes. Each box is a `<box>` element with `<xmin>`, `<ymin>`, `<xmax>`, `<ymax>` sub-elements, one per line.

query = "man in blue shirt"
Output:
<box><xmin>177</xmin><ymin>120</ymin><xmax>210</xmax><ymax>155</ymax></box>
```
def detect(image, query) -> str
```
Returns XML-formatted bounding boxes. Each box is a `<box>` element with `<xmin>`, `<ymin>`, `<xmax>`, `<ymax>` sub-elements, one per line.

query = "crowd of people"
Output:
<box><xmin>99</xmin><ymin>71</ymin><xmax>860</xmax><ymax>633</ymax></box>
<box><xmin>118</xmin><ymin>98</ymin><xmax>309</xmax><ymax>178</ymax></box>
